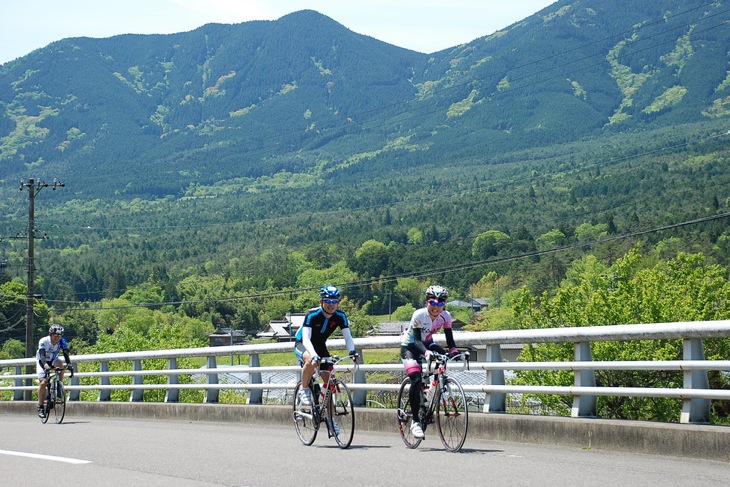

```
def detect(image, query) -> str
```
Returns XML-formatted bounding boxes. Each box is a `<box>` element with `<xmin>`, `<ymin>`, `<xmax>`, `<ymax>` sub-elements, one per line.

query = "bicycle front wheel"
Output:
<box><xmin>54</xmin><ymin>382</ymin><xmax>66</xmax><ymax>424</ymax></box>
<box><xmin>435</xmin><ymin>377</ymin><xmax>468</xmax><ymax>452</ymax></box>
<box><xmin>40</xmin><ymin>398</ymin><xmax>50</xmax><ymax>424</ymax></box>
<box><xmin>396</xmin><ymin>377</ymin><xmax>421</xmax><ymax>449</ymax></box>
<box><xmin>40</xmin><ymin>381</ymin><xmax>54</xmax><ymax>424</ymax></box>
<box><xmin>292</xmin><ymin>381</ymin><xmax>318</xmax><ymax>445</ymax></box>
<box><xmin>330</xmin><ymin>378</ymin><xmax>354</xmax><ymax>449</ymax></box>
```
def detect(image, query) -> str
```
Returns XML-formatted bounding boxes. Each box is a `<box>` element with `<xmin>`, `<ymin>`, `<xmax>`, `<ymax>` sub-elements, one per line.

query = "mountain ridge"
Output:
<box><xmin>0</xmin><ymin>0</ymin><xmax>727</xmax><ymax>306</ymax></box>
<box><xmin>1</xmin><ymin>2</ymin><xmax>728</xmax><ymax>201</ymax></box>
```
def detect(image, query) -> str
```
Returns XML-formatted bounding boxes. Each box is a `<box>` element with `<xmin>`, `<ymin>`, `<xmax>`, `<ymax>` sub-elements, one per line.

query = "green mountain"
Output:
<box><xmin>0</xmin><ymin>0</ymin><xmax>728</xmax><ymax>308</ymax></box>
<box><xmin>2</xmin><ymin>1</ymin><xmax>728</xmax><ymax>197</ymax></box>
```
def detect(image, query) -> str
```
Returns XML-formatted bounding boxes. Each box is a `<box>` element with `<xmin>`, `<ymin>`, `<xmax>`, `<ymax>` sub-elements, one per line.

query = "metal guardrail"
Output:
<box><xmin>2</xmin><ymin>320</ymin><xmax>730</xmax><ymax>424</ymax></box>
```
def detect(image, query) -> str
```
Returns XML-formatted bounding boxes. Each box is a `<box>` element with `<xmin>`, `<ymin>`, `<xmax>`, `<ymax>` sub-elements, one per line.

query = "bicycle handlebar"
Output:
<box><xmin>425</xmin><ymin>348</ymin><xmax>471</xmax><ymax>373</ymax></box>
<box><xmin>44</xmin><ymin>365</ymin><xmax>74</xmax><ymax>379</ymax></box>
<box><xmin>312</xmin><ymin>354</ymin><xmax>360</xmax><ymax>376</ymax></box>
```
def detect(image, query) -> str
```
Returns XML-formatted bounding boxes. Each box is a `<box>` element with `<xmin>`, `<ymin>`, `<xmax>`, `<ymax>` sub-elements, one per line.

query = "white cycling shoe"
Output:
<box><xmin>410</xmin><ymin>421</ymin><xmax>425</xmax><ymax>439</ymax></box>
<box><xmin>297</xmin><ymin>388</ymin><xmax>312</xmax><ymax>406</ymax></box>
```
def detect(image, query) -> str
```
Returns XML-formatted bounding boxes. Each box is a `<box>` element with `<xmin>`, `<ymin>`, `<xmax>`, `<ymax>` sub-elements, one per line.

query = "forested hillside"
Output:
<box><xmin>0</xmin><ymin>0</ymin><xmax>729</xmax><ymax>355</ymax></box>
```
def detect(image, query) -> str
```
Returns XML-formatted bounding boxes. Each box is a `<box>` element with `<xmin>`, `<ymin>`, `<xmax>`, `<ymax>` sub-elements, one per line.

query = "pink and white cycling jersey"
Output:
<box><xmin>400</xmin><ymin>307</ymin><xmax>453</xmax><ymax>346</ymax></box>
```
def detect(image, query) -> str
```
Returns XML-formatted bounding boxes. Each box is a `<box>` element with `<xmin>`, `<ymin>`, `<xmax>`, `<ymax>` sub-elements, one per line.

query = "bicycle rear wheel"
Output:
<box><xmin>330</xmin><ymin>379</ymin><xmax>354</xmax><ymax>449</ymax></box>
<box><xmin>396</xmin><ymin>377</ymin><xmax>421</xmax><ymax>449</ymax></box>
<box><xmin>53</xmin><ymin>382</ymin><xmax>66</xmax><ymax>424</ymax></box>
<box><xmin>435</xmin><ymin>377</ymin><xmax>468</xmax><ymax>452</ymax></box>
<box><xmin>292</xmin><ymin>381</ymin><xmax>318</xmax><ymax>445</ymax></box>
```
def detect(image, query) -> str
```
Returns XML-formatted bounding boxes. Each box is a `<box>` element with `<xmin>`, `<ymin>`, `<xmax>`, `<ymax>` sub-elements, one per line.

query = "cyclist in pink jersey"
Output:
<box><xmin>399</xmin><ymin>285</ymin><xmax>458</xmax><ymax>439</ymax></box>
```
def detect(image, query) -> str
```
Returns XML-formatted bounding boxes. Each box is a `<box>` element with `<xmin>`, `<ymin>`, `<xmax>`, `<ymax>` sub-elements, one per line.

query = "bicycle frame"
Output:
<box><xmin>40</xmin><ymin>366</ymin><xmax>73</xmax><ymax>424</ymax></box>
<box><xmin>397</xmin><ymin>349</ymin><xmax>470</xmax><ymax>452</ymax></box>
<box><xmin>293</xmin><ymin>355</ymin><xmax>357</xmax><ymax>448</ymax></box>
<box><xmin>422</xmin><ymin>352</ymin><xmax>468</xmax><ymax>422</ymax></box>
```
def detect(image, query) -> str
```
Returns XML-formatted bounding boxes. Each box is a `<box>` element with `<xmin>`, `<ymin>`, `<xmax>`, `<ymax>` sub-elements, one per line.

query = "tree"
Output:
<box><xmin>0</xmin><ymin>339</ymin><xmax>25</xmax><ymax>359</ymax></box>
<box><xmin>512</xmin><ymin>246</ymin><xmax>730</xmax><ymax>422</ymax></box>
<box><xmin>392</xmin><ymin>304</ymin><xmax>416</xmax><ymax>321</ymax></box>
<box><xmin>349</xmin><ymin>239</ymin><xmax>389</xmax><ymax>278</ymax></box>
<box><xmin>472</xmin><ymin>230</ymin><xmax>510</xmax><ymax>259</ymax></box>
<box><xmin>407</xmin><ymin>227</ymin><xmax>423</xmax><ymax>245</ymax></box>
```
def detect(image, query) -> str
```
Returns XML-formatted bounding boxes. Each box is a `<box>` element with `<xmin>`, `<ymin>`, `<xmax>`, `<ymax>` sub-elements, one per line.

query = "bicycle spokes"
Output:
<box><xmin>436</xmin><ymin>377</ymin><xmax>468</xmax><ymax>452</ymax></box>
<box><xmin>293</xmin><ymin>381</ymin><xmax>318</xmax><ymax>446</ymax></box>
<box><xmin>330</xmin><ymin>378</ymin><xmax>354</xmax><ymax>449</ymax></box>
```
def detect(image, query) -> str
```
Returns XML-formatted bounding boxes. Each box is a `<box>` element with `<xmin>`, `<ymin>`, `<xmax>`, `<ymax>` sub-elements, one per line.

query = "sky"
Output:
<box><xmin>0</xmin><ymin>0</ymin><xmax>557</xmax><ymax>65</ymax></box>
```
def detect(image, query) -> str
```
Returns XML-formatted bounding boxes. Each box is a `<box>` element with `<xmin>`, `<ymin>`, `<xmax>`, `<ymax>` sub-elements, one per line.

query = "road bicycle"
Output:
<box><xmin>396</xmin><ymin>349</ymin><xmax>470</xmax><ymax>452</ymax></box>
<box><xmin>40</xmin><ymin>365</ymin><xmax>74</xmax><ymax>424</ymax></box>
<box><xmin>293</xmin><ymin>355</ymin><xmax>357</xmax><ymax>448</ymax></box>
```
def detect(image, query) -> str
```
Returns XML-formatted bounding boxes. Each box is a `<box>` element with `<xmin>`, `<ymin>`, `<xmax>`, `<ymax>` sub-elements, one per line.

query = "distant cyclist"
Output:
<box><xmin>36</xmin><ymin>324</ymin><xmax>72</xmax><ymax>418</ymax></box>
<box><xmin>294</xmin><ymin>285</ymin><xmax>358</xmax><ymax>409</ymax></box>
<box><xmin>400</xmin><ymin>285</ymin><xmax>458</xmax><ymax>439</ymax></box>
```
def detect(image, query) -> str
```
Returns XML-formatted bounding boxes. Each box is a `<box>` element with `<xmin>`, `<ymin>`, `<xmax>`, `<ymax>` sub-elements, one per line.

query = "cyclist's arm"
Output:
<box><xmin>412</xmin><ymin>327</ymin><xmax>429</xmax><ymax>356</ymax></box>
<box><xmin>341</xmin><ymin>327</ymin><xmax>355</xmax><ymax>354</ymax></box>
<box><xmin>444</xmin><ymin>327</ymin><xmax>457</xmax><ymax>352</ymax></box>
<box><xmin>37</xmin><ymin>346</ymin><xmax>47</xmax><ymax>370</ymax></box>
<box><xmin>62</xmin><ymin>350</ymin><xmax>71</xmax><ymax>368</ymax></box>
<box><xmin>300</xmin><ymin>327</ymin><xmax>318</xmax><ymax>359</ymax></box>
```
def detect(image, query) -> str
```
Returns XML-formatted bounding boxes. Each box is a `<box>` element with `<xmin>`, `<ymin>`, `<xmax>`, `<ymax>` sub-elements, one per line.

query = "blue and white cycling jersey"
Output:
<box><xmin>37</xmin><ymin>335</ymin><xmax>70</xmax><ymax>365</ymax></box>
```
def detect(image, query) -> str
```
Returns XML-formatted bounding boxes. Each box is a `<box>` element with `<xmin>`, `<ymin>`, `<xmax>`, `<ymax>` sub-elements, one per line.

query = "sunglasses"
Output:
<box><xmin>51</xmin><ymin>333</ymin><xmax>63</xmax><ymax>337</ymax></box>
<box><xmin>322</xmin><ymin>299</ymin><xmax>339</xmax><ymax>305</ymax></box>
<box><xmin>427</xmin><ymin>299</ymin><xmax>446</xmax><ymax>307</ymax></box>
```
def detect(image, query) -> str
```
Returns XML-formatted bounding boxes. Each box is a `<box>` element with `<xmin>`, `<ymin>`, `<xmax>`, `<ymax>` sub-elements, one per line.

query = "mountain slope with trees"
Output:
<box><xmin>0</xmin><ymin>0</ymin><xmax>728</xmax><ymax>355</ymax></box>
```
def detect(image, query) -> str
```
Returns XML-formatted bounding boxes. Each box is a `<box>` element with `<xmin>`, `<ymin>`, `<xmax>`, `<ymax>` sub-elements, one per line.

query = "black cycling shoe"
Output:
<box><xmin>37</xmin><ymin>407</ymin><xmax>45</xmax><ymax>418</ymax></box>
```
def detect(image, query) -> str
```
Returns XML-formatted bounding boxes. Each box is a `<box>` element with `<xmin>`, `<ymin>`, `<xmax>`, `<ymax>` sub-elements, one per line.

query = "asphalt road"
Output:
<box><xmin>1</xmin><ymin>414</ymin><xmax>727</xmax><ymax>487</ymax></box>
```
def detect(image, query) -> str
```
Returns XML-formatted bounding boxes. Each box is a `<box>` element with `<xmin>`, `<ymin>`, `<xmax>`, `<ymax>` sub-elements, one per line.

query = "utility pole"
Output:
<box><xmin>19</xmin><ymin>177</ymin><xmax>64</xmax><ymax>399</ymax></box>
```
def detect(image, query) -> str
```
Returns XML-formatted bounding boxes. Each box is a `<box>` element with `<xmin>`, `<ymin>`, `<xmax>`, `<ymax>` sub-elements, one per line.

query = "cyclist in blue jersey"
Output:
<box><xmin>294</xmin><ymin>285</ymin><xmax>357</xmax><ymax>408</ymax></box>
<box><xmin>36</xmin><ymin>324</ymin><xmax>72</xmax><ymax>418</ymax></box>
<box><xmin>400</xmin><ymin>285</ymin><xmax>458</xmax><ymax>439</ymax></box>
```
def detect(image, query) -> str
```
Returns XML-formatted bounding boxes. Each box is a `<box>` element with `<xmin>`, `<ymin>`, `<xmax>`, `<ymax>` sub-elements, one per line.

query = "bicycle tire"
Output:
<box><xmin>330</xmin><ymin>378</ymin><xmax>354</xmax><ymax>449</ymax></box>
<box><xmin>396</xmin><ymin>377</ymin><xmax>422</xmax><ymax>449</ymax></box>
<box><xmin>292</xmin><ymin>381</ymin><xmax>318</xmax><ymax>445</ymax></box>
<box><xmin>54</xmin><ymin>382</ymin><xmax>66</xmax><ymax>424</ymax></box>
<box><xmin>40</xmin><ymin>378</ymin><xmax>53</xmax><ymax>424</ymax></box>
<box><xmin>40</xmin><ymin>399</ymin><xmax>50</xmax><ymax>424</ymax></box>
<box><xmin>435</xmin><ymin>377</ymin><xmax>468</xmax><ymax>452</ymax></box>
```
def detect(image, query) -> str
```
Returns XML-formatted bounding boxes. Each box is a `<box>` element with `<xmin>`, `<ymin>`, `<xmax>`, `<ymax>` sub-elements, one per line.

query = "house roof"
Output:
<box><xmin>256</xmin><ymin>313</ymin><xmax>307</xmax><ymax>338</ymax></box>
<box><xmin>208</xmin><ymin>328</ymin><xmax>246</xmax><ymax>338</ymax></box>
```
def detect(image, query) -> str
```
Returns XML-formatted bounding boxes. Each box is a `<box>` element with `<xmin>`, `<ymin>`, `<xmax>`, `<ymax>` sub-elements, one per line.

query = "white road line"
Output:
<box><xmin>0</xmin><ymin>449</ymin><xmax>92</xmax><ymax>464</ymax></box>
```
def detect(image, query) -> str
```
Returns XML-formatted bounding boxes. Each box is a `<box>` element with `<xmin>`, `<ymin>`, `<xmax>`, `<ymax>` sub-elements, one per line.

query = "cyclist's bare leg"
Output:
<box><xmin>37</xmin><ymin>378</ymin><xmax>48</xmax><ymax>407</ymax></box>
<box><xmin>300</xmin><ymin>351</ymin><xmax>315</xmax><ymax>387</ymax></box>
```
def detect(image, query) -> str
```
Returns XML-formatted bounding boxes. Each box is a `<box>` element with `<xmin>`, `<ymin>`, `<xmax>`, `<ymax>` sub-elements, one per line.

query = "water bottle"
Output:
<box><xmin>426</xmin><ymin>378</ymin><xmax>436</xmax><ymax>403</ymax></box>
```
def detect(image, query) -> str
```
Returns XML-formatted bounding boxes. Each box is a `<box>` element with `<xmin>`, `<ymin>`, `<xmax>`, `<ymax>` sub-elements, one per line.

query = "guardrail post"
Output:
<box><xmin>166</xmin><ymin>358</ymin><xmax>179</xmax><ymax>403</ymax></box>
<box><xmin>205</xmin><ymin>356</ymin><xmax>219</xmax><ymax>403</ymax></box>
<box><xmin>681</xmin><ymin>338</ymin><xmax>710</xmax><ymax>424</ymax></box>
<box><xmin>99</xmin><ymin>361</ymin><xmax>111</xmax><ymax>401</ymax></box>
<box><xmin>483</xmin><ymin>344</ymin><xmax>506</xmax><ymax>413</ymax></box>
<box><xmin>247</xmin><ymin>354</ymin><xmax>262</xmax><ymax>405</ymax></box>
<box><xmin>352</xmin><ymin>348</ymin><xmax>367</xmax><ymax>407</ymax></box>
<box><xmin>13</xmin><ymin>366</ymin><xmax>24</xmax><ymax>401</ymax></box>
<box><xmin>69</xmin><ymin>370</ymin><xmax>80</xmax><ymax>401</ymax></box>
<box><xmin>131</xmin><ymin>360</ymin><xmax>143</xmax><ymax>402</ymax></box>
<box><xmin>571</xmin><ymin>341</ymin><xmax>596</xmax><ymax>417</ymax></box>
